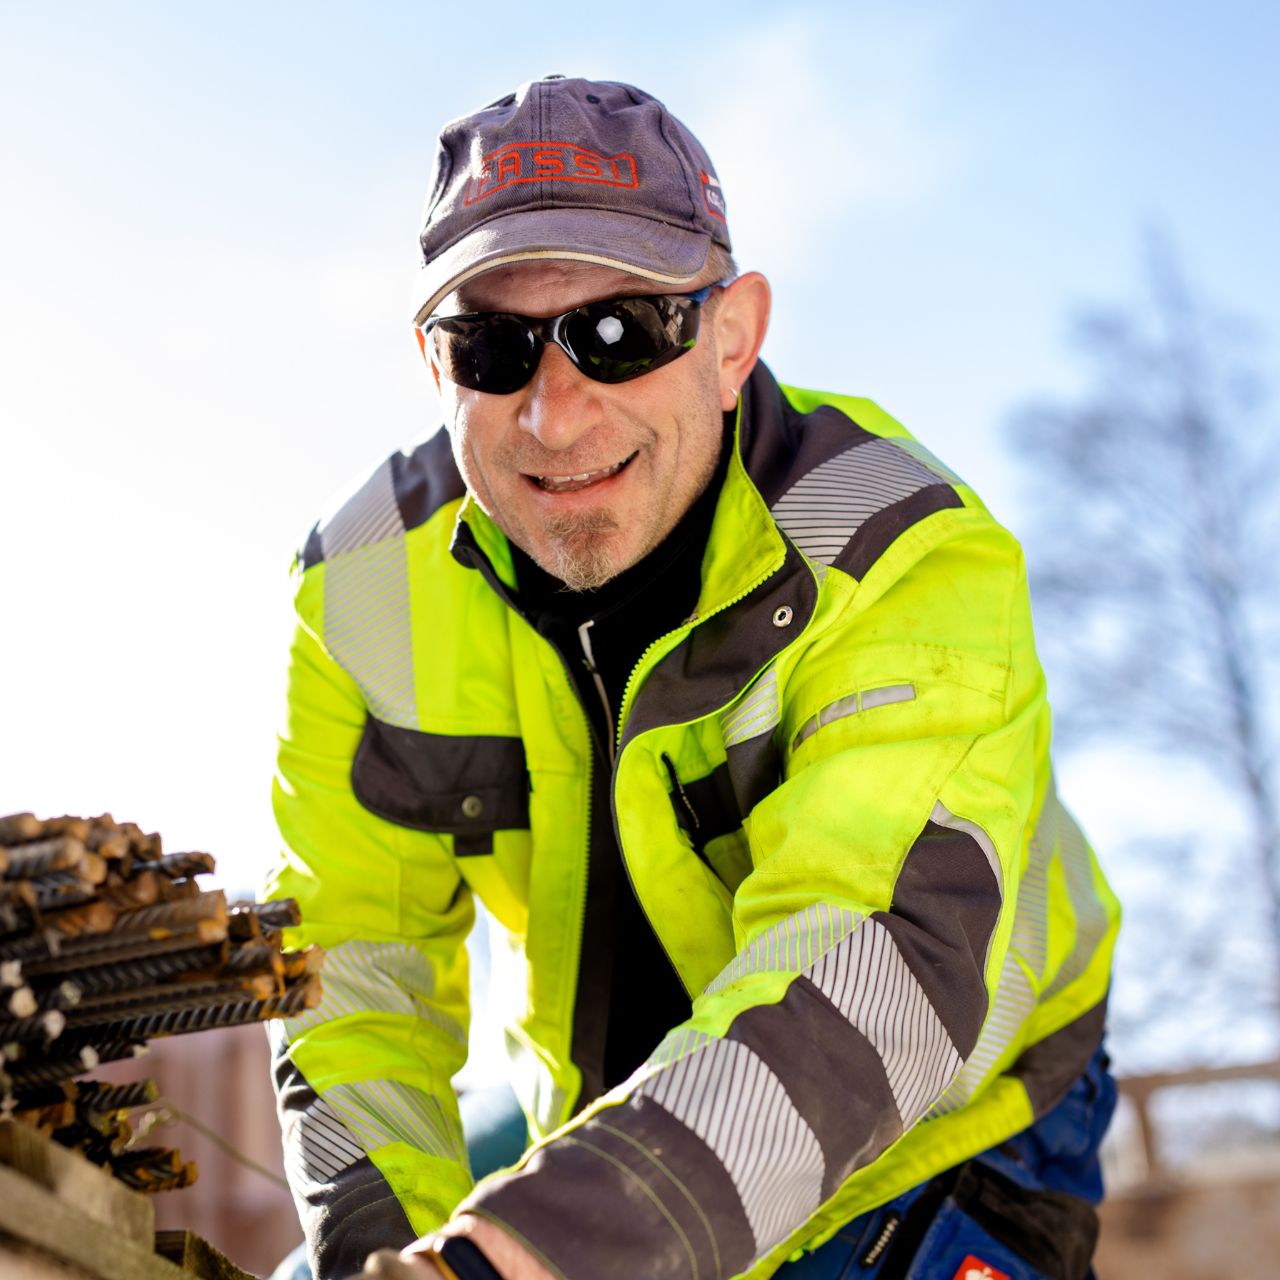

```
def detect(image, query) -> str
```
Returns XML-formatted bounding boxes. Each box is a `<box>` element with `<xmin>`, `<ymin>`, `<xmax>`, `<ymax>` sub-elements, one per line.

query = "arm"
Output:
<box><xmin>267</xmin><ymin>614</ymin><xmax>476</xmax><ymax>1280</ymax></box>
<box><xmin>436</xmin><ymin>521</ymin><xmax>1055</xmax><ymax>1279</ymax></box>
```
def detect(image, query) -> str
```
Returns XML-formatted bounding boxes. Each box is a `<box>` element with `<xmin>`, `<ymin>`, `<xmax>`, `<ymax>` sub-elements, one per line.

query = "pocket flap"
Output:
<box><xmin>353</xmin><ymin>716</ymin><xmax>530</xmax><ymax>835</ymax></box>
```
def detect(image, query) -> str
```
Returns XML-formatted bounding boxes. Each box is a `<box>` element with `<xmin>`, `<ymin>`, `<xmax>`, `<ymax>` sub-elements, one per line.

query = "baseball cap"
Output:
<box><xmin>411</xmin><ymin>75</ymin><xmax>732</xmax><ymax>325</ymax></box>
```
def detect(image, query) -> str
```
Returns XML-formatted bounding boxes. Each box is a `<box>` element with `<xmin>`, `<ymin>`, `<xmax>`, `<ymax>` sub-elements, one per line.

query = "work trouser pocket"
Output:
<box><xmin>883</xmin><ymin>1160</ymin><xmax>1099</xmax><ymax>1280</ymax></box>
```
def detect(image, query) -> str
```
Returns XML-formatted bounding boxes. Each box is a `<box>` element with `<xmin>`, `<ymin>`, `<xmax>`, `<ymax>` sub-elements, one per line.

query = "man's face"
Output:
<box><xmin>431</xmin><ymin>260</ymin><xmax>727</xmax><ymax>592</ymax></box>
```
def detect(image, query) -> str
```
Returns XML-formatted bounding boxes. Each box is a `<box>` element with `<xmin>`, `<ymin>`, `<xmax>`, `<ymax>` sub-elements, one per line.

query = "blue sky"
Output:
<box><xmin>2</xmin><ymin>2</ymin><xmax>1277</xmax><ymax>1069</ymax></box>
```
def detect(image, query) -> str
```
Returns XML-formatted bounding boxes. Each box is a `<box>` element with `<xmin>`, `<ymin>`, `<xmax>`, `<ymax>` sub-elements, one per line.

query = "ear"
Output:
<box><xmin>710</xmin><ymin>272</ymin><xmax>771</xmax><ymax>411</ymax></box>
<box><xmin>414</xmin><ymin>327</ymin><xmax>442</xmax><ymax>393</ymax></box>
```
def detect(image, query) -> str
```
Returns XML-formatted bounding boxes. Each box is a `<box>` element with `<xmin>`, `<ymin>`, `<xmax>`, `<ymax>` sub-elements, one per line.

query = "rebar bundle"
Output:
<box><xmin>0</xmin><ymin>812</ymin><xmax>324</xmax><ymax>1193</ymax></box>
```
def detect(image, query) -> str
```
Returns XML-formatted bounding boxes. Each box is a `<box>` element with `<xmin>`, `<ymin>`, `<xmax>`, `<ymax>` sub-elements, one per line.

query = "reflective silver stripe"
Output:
<box><xmin>1016</xmin><ymin>791</ymin><xmax>1054</xmax><ymax>980</ymax></box>
<box><xmin>283</xmin><ymin>939</ymin><xmax>465</xmax><ymax>1047</ymax></box>
<box><xmin>771</xmin><ymin>439</ymin><xmax>943</xmax><ymax>566</ymax></box>
<box><xmin>325</xmin><ymin>538</ymin><xmax>417</xmax><ymax>729</ymax></box>
<box><xmin>806</xmin><ymin>919</ymin><xmax>963</xmax><ymax>1125</ymax></box>
<box><xmin>792</xmin><ymin>684</ymin><xmax>916</xmax><ymax>751</ymax></box>
<box><xmin>320</xmin><ymin>459</ymin><xmax>417</xmax><ymax>729</ymax></box>
<box><xmin>931</xmin><ymin>802</ymin><xmax>1003</xmax><ymax>901</ymax></box>
<box><xmin>927</xmin><ymin>948</ymin><xmax>1036</xmax><ymax>1118</ymax></box>
<box><xmin>326</xmin><ymin>1077</ymin><xmax>466</xmax><ymax>1164</ymax></box>
<box><xmin>720</xmin><ymin>665</ymin><xmax>780</xmax><ymax>747</ymax></box>
<box><xmin>642</xmin><ymin>1026</ymin><xmax>713</xmax><ymax>1075</ymax></box>
<box><xmin>860</xmin><ymin>683</ymin><xmax>916</xmax><ymax>712</ymax></box>
<box><xmin>320</xmin><ymin>459</ymin><xmax>404</xmax><ymax>557</ymax></box>
<box><xmin>639</xmin><ymin>1037</ymin><xmax>824</xmax><ymax>1256</ymax></box>
<box><xmin>703</xmin><ymin>903</ymin><xmax>860</xmax><ymax>997</ymax></box>
<box><xmin>285</xmin><ymin>1094</ymin><xmax>367</xmax><ymax>1187</ymax></box>
<box><xmin>1042</xmin><ymin>798</ymin><xmax>1110</xmax><ymax>999</ymax></box>
<box><xmin>925</xmin><ymin>786</ymin><xmax>1057</xmax><ymax>1117</ymax></box>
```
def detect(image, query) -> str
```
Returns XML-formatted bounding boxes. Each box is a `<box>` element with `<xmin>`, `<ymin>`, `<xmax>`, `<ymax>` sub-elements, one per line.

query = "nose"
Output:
<box><xmin>514</xmin><ymin>342</ymin><xmax>604</xmax><ymax>453</ymax></box>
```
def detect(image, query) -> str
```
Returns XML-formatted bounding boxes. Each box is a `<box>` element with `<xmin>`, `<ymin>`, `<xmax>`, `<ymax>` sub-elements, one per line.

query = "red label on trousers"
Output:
<box><xmin>952</xmin><ymin>1257</ymin><xmax>1011</xmax><ymax>1280</ymax></box>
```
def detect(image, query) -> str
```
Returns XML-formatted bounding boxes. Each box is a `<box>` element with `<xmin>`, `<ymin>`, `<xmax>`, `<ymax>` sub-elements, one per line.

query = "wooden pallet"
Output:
<box><xmin>0</xmin><ymin>1121</ymin><xmax>253</xmax><ymax>1280</ymax></box>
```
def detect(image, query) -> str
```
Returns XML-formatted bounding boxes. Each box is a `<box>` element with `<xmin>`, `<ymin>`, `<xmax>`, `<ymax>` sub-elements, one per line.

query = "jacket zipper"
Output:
<box><xmin>608</xmin><ymin>568</ymin><xmax>798</xmax><ymax>997</ymax></box>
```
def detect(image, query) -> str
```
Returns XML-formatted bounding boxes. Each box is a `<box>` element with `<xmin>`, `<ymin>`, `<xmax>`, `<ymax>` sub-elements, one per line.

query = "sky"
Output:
<box><xmin>2</xmin><ymin>1</ymin><xmax>1278</xmax><ymax>1074</ymax></box>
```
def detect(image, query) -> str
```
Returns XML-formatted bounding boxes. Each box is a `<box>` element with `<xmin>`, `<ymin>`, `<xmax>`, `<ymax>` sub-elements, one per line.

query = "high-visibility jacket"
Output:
<box><xmin>265</xmin><ymin>362</ymin><xmax>1119</xmax><ymax>1280</ymax></box>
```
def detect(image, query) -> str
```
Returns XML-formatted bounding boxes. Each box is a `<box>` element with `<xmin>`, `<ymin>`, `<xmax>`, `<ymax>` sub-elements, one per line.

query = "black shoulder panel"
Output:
<box><xmin>738</xmin><ymin>364</ymin><xmax>877</xmax><ymax>508</ymax></box>
<box><xmin>391</xmin><ymin>426</ymin><xmax>467</xmax><ymax>533</ymax></box>
<box><xmin>744</xmin><ymin>364</ymin><xmax>966</xmax><ymax>582</ymax></box>
<box><xmin>295</xmin><ymin>426</ymin><xmax>465</xmax><ymax>571</ymax></box>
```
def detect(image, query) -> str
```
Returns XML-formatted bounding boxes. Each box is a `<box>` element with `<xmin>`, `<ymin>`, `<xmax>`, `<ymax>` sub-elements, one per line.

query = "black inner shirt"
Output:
<box><xmin>510</xmin><ymin>431</ymin><xmax>730</xmax><ymax>1091</ymax></box>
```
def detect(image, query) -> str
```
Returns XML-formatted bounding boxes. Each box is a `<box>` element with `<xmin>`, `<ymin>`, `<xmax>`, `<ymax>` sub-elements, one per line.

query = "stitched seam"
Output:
<box><xmin>594</xmin><ymin>1120</ymin><xmax>723</xmax><ymax>1278</ymax></box>
<box><xmin>558</xmin><ymin>1135</ymin><xmax>701</xmax><ymax>1280</ymax></box>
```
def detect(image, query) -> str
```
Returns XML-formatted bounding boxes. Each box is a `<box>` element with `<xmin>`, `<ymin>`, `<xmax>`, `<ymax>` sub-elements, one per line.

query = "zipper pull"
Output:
<box><xmin>577</xmin><ymin>620</ymin><xmax>616</xmax><ymax>764</ymax></box>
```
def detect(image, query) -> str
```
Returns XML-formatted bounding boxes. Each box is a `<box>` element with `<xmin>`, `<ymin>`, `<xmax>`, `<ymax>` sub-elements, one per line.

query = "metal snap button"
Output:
<box><xmin>772</xmin><ymin>605</ymin><xmax>794</xmax><ymax>628</ymax></box>
<box><xmin>461</xmin><ymin>795</ymin><xmax>484</xmax><ymax>819</ymax></box>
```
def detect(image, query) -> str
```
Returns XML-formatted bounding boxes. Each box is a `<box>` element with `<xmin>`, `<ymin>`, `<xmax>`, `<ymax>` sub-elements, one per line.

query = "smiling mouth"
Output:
<box><xmin>530</xmin><ymin>453</ymin><xmax>637</xmax><ymax>493</ymax></box>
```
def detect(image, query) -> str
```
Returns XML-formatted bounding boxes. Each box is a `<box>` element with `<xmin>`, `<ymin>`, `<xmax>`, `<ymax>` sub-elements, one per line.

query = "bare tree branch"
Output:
<box><xmin>1007</xmin><ymin>233</ymin><xmax>1280</xmax><ymax>1057</ymax></box>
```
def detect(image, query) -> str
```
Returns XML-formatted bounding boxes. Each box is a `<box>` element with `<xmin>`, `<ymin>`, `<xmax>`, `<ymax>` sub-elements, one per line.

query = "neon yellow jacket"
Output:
<box><xmin>266</xmin><ymin>364</ymin><xmax>1119</xmax><ymax>1280</ymax></box>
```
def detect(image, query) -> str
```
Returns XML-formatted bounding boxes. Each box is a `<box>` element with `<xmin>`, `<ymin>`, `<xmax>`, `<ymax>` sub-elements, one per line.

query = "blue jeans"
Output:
<box><xmin>778</xmin><ymin>1048</ymin><xmax>1116</xmax><ymax>1279</ymax></box>
<box><xmin>275</xmin><ymin>1052</ymin><xmax>1114</xmax><ymax>1280</ymax></box>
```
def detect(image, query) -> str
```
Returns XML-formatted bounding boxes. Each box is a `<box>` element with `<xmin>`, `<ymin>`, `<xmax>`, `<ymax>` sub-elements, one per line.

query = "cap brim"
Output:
<box><xmin>410</xmin><ymin>207</ymin><xmax>712</xmax><ymax>325</ymax></box>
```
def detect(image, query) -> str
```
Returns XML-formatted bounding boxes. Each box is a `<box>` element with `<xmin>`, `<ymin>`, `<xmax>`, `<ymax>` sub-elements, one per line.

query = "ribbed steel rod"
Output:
<box><xmin>9</xmin><ymin>916</ymin><xmax>227</xmax><ymax>972</ymax></box>
<box><xmin>66</xmin><ymin>972</ymin><xmax>280</xmax><ymax>1029</ymax></box>
<box><xmin>54</xmin><ymin>941</ymin><xmax>228</xmax><ymax>997</ymax></box>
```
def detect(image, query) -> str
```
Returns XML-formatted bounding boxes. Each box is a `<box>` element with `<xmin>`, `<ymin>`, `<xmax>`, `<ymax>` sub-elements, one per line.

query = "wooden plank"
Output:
<box><xmin>155</xmin><ymin>1230</ymin><xmax>257</xmax><ymax>1280</ymax></box>
<box><xmin>0</xmin><ymin>1120</ymin><xmax>155</xmax><ymax>1247</ymax></box>
<box><xmin>0</xmin><ymin>1162</ymin><xmax>186</xmax><ymax>1280</ymax></box>
<box><xmin>1</xmin><ymin>1237</ymin><xmax>99</xmax><ymax>1279</ymax></box>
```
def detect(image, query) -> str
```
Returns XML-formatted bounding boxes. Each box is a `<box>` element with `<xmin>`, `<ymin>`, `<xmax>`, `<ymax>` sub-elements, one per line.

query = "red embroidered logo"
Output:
<box><xmin>464</xmin><ymin>141</ymin><xmax>638</xmax><ymax>204</ymax></box>
<box><xmin>700</xmin><ymin>169</ymin><xmax>726</xmax><ymax>222</ymax></box>
<box><xmin>952</xmin><ymin>1257</ymin><xmax>1010</xmax><ymax>1280</ymax></box>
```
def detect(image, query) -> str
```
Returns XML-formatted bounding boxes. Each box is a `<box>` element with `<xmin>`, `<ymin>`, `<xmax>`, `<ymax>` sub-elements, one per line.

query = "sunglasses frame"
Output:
<box><xmin>419</xmin><ymin>280</ymin><xmax>728</xmax><ymax>395</ymax></box>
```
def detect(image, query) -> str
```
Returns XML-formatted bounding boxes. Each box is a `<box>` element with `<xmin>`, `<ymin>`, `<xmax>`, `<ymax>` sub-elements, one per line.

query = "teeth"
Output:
<box><xmin>534</xmin><ymin>456</ymin><xmax>631</xmax><ymax>492</ymax></box>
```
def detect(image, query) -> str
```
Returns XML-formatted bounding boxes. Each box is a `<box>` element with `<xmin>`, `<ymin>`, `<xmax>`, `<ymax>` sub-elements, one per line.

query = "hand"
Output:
<box><xmin>400</xmin><ymin>1213</ymin><xmax>557</xmax><ymax>1280</ymax></box>
<box><xmin>361</xmin><ymin>1248</ymin><xmax>440</xmax><ymax>1277</ymax></box>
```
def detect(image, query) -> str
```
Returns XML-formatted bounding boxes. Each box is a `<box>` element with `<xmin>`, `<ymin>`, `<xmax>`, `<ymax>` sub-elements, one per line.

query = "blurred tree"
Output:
<box><xmin>1008</xmin><ymin>234</ymin><xmax>1280</xmax><ymax>1054</ymax></box>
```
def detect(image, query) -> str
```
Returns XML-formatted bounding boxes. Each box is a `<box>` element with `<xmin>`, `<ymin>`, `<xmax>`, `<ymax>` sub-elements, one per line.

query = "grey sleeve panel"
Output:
<box><xmin>470</xmin><ymin>1096</ymin><xmax>756</xmax><ymax>1280</ymax></box>
<box><xmin>877</xmin><ymin>817</ymin><xmax>1004</xmax><ymax>1055</ymax></box>
<box><xmin>726</xmin><ymin>975</ymin><xmax>905</xmax><ymax>1200</ymax></box>
<box><xmin>273</xmin><ymin>1045</ymin><xmax>418</xmax><ymax>1280</ymax></box>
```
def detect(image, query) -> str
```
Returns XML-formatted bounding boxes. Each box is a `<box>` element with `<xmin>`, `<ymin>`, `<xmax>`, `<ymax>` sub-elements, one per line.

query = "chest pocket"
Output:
<box><xmin>352</xmin><ymin>716</ymin><xmax>530</xmax><ymax>856</ymax></box>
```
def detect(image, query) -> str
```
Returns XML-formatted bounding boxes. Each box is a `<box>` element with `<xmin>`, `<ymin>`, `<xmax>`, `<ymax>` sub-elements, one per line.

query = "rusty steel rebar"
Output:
<box><xmin>112</xmin><ymin>889</ymin><xmax>228</xmax><ymax>938</ymax></box>
<box><xmin>80</xmin><ymin>1078</ymin><xmax>160</xmax><ymax>1113</ymax></box>
<box><xmin>1</xmin><ymin>836</ymin><xmax>90</xmax><ymax>882</ymax></box>
<box><xmin>222</xmin><ymin>942</ymin><xmax>285</xmax><ymax>984</ymax></box>
<box><xmin>8</xmin><ymin>915</ymin><xmax>227</xmax><ymax>972</ymax></box>
<box><xmin>57</xmin><ymin>941</ymin><xmax>228</xmax><ymax>998</ymax></box>
<box><xmin>154</xmin><ymin>851</ymin><xmax>216</xmax><ymax>880</ymax></box>
<box><xmin>51</xmin><ymin>972</ymin><xmax>322</xmax><ymax>1048</ymax></box>
<box><xmin>1</xmin><ymin>810</ymin><xmax>320</xmax><ymax>1199</ymax></box>
<box><xmin>3</xmin><ymin>1041</ymin><xmax>146</xmax><ymax>1092</ymax></box>
<box><xmin>97</xmin><ymin>868</ymin><xmax>161</xmax><ymax>911</ymax></box>
<box><xmin>0</xmin><ymin>1007</ymin><xmax>67</xmax><ymax>1044</ymax></box>
<box><xmin>0</xmin><ymin>813</ymin><xmax>44</xmax><ymax>845</ymax></box>
<box><xmin>66</xmin><ymin>972</ymin><xmax>280</xmax><ymax>1029</ymax></box>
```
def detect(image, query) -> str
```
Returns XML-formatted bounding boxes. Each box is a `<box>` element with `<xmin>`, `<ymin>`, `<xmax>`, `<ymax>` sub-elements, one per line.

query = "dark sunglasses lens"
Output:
<box><xmin>562</xmin><ymin>296</ymin><xmax>701</xmax><ymax>384</ymax></box>
<box><xmin>432</xmin><ymin>316</ymin><xmax>539</xmax><ymax>394</ymax></box>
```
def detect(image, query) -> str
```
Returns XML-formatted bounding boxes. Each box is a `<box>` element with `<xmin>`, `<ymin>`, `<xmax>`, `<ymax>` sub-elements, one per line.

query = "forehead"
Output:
<box><xmin>448</xmin><ymin>259</ymin><xmax>674</xmax><ymax>316</ymax></box>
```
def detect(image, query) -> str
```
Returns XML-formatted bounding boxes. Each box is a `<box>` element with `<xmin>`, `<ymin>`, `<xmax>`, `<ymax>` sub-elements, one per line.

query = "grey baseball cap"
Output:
<box><xmin>411</xmin><ymin>76</ymin><xmax>732</xmax><ymax>325</ymax></box>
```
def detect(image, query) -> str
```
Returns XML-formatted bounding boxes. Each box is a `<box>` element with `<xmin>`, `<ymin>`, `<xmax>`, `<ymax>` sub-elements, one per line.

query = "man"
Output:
<box><xmin>266</xmin><ymin>76</ymin><xmax>1120</xmax><ymax>1280</ymax></box>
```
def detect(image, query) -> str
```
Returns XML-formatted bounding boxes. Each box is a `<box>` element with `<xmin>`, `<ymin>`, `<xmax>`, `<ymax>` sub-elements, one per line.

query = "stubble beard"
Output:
<box><xmin>539</xmin><ymin>509</ymin><xmax>622</xmax><ymax>592</ymax></box>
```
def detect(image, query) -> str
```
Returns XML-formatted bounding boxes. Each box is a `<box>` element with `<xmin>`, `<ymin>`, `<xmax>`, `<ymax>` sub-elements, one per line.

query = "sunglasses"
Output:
<box><xmin>420</xmin><ymin>281</ymin><xmax>726</xmax><ymax>395</ymax></box>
